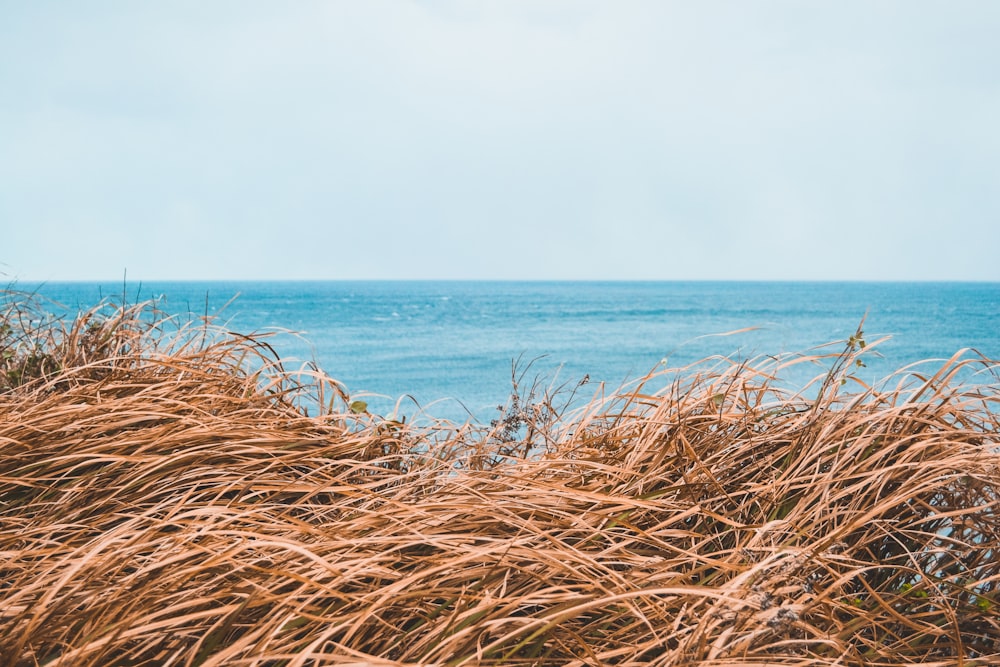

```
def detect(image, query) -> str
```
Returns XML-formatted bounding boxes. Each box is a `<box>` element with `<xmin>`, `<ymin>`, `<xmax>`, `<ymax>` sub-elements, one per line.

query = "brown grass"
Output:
<box><xmin>1</xmin><ymin>291</ymin><xmax>998</xmax><ymax>666</ymax></box>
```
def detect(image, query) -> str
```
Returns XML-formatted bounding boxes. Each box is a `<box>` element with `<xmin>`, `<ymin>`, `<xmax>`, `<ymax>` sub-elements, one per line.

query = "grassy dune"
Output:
<box><xmin>1</xmin><ymin>291</ymin><xmax>998</xmax><ymax>666</ymax></box>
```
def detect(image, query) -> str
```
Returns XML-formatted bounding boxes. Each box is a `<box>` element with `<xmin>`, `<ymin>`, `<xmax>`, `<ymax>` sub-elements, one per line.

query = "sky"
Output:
<box><xmin>2</xmin><ymin>1</ymin><xmax>999</xmax><ymax>282</ymax></box>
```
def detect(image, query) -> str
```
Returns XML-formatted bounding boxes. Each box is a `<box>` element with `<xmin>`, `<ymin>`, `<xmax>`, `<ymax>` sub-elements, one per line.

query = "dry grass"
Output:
<box><xmin>1</xmin><ymin>290</ymin><xmax>998</xmax><ymax>666</ymax></box>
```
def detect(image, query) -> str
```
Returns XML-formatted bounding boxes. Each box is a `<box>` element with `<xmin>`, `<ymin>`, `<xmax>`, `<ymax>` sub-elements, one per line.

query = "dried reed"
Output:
<box><xmin>1</xmin><ymin>291</ymin><xmax>998</xmax><ymax>666</ymax></box>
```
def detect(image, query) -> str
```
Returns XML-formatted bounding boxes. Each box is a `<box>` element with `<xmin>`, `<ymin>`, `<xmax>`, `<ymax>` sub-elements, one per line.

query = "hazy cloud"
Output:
<box><xmin>2</xmin><ymin>1</ymin><xmax>998</xmax><ymax>280</ymax></box>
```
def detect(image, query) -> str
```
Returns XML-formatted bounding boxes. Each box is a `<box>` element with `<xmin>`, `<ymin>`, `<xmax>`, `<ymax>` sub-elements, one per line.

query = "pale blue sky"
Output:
<box><xmin>2</xmin><ymin>1</ymin><xmax>998</xmax><ymax>281</ymax></box>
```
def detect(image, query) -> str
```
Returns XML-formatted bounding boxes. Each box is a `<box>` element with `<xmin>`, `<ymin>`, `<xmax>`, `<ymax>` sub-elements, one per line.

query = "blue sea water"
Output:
<box><xmin>19</xmin><ymin>281</ymin><xmax>1000</xmax><ymax>423</ymax></box>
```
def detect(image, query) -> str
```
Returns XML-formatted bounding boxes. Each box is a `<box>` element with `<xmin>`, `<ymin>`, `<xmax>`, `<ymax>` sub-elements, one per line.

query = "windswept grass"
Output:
<box><xmin>1</xmin><ymin>290</ymin><xmax>998</xmax><ymax>666</ymax></box>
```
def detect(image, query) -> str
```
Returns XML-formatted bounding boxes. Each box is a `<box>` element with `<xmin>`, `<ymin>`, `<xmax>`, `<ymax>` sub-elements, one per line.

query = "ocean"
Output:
<box><xmin>20</xmin><ymin>281</ymin><xmax>1000</xmax><ymax>423</ymax></box>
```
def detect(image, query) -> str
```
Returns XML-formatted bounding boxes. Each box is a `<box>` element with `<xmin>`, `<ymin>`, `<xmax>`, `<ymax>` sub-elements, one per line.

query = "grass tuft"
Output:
<box><xmin>1</xmin><ymin>291</ymin><xmax>998</xmax><ymax>665</ymax></box>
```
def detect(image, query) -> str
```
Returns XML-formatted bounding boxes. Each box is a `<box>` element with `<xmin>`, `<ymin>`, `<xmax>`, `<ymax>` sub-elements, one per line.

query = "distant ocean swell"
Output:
<box><xmin>22</xmin><ymin>280</ymin><xmax>1000</xmax><ymax>422</ymax></box>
